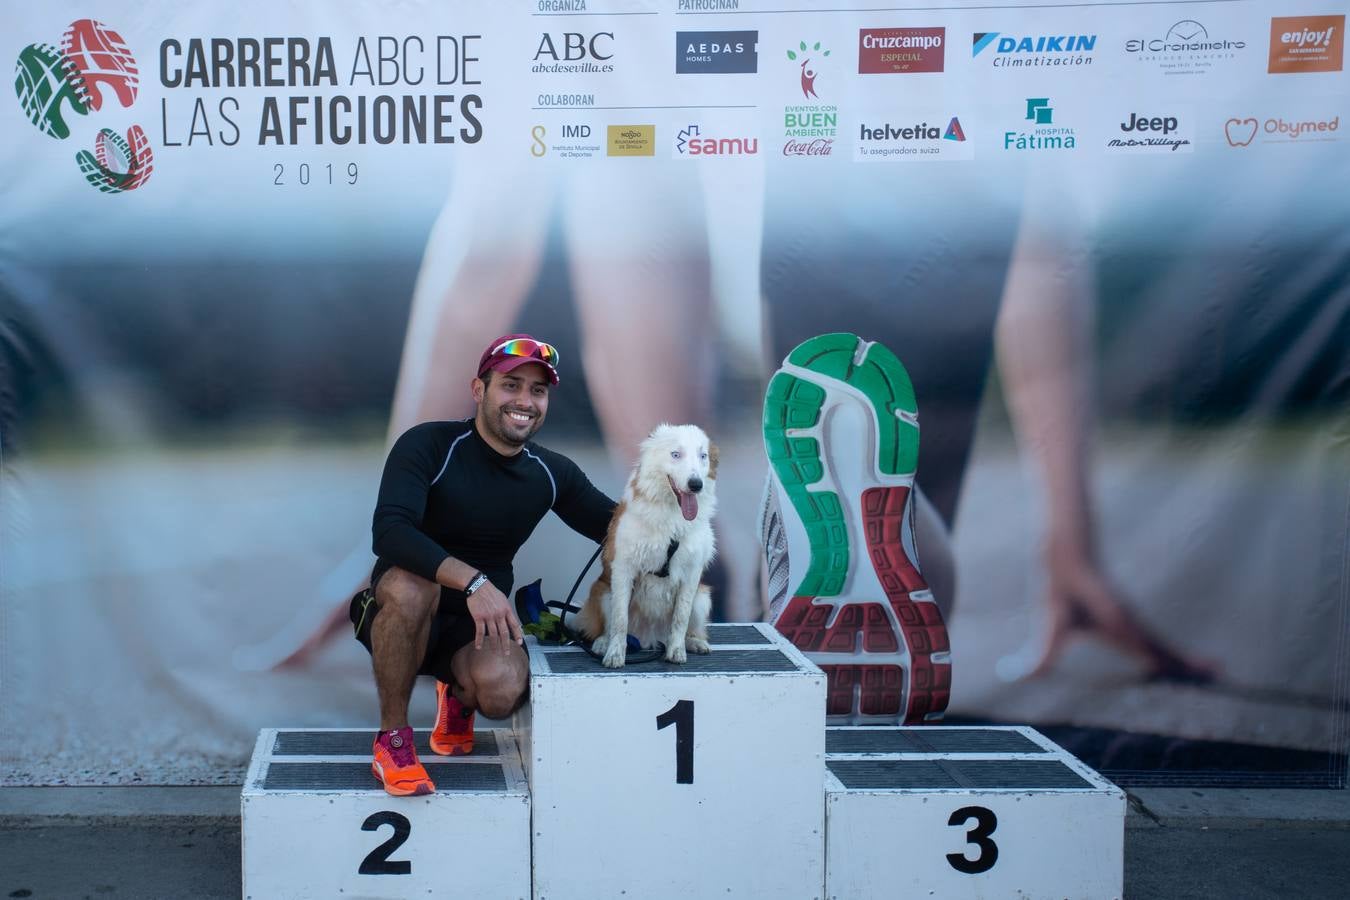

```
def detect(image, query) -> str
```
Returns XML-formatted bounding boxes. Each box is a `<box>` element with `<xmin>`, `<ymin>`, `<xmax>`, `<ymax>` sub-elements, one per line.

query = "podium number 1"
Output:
<box><xmin>656</xmin><ymin>699</ymin><xmax>694</xmax><ymax>784</ymax></box>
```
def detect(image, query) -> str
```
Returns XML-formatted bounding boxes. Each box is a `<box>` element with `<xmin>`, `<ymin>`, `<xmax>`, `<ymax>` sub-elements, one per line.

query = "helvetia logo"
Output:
<box><xmin>14</xmin><ymin>18</ymin><xmax>153</xmax><ymax>193</ymax></box>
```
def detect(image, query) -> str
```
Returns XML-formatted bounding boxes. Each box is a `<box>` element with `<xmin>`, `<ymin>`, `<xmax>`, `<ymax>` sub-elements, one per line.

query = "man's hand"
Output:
<box><xmin>1033</xmin><ymin>538</ymin><xmax>1217</xmax><ymax>682</ymax></box>
<box><xmin>466</xmin><ymin>581</ymin><xmax>525</xmax><ymax>652</ymax></box>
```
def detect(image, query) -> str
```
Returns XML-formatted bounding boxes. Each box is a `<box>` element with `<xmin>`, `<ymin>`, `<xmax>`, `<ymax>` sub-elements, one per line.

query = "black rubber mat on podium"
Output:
<box><xmin>827</xmin><ymin>728</ymin><xmax>1044</xmax><ymax>755</ymax></box>
<box><xmin>272</xmin><ymin>730</ymin><xmax>499</xmax><ymax>757</ymax></box>
<box><xmin>828</xmin><ymin>758</ymin><xmax>1092</xmax><ymax>790</ymax></box>
<box><xmin>543</xmin><ymin>648</ymin><xmax>798</xmax><ymax>674</ymax></box>
<box><xmin>263</xmin><ymin>761</ymin><xmax>507</xmax><ymax>792</ymax></box>
<box><xmin>707</xmin><ymin>624</ymin><xmax>771</xmax><ymax>645</ymax></box>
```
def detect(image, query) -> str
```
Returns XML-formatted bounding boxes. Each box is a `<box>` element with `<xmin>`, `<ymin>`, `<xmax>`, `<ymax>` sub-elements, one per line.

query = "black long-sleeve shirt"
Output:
<box><xmin>371</xmin><ymin>419</ymin><xmax>615</xmax><ymax>613</ymax></box>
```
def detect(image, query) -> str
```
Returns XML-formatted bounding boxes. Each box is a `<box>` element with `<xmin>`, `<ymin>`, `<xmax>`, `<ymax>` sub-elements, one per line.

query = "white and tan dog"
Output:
<box><xmin>575</xmin><ymin>424</ymin><xmax>717</xmax><ymax>668</ymax></box>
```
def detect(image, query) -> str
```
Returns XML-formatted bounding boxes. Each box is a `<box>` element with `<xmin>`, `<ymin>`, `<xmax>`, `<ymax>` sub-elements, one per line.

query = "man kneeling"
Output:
<box><xmin>350</xmin><ymin>333</ymin><xmax>614</xmax><ymax>795</ymax></box>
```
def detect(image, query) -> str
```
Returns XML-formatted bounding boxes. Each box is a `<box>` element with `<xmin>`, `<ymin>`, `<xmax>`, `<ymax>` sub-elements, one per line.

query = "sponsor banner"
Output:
<box><xmin>1268</xmin><ymin>15</ymin><xmax>1345</xmax><ymax>73</ymax></box>
<box><xmin>675</xmin><ymin>30</ymin><xmax>758</xmax><ymax>74</ymax></box>
<box><xmin>1002</xmin><ymin>97</ymin><xmax>1076</xmax><ymax>152</ymax></box>
<box><xmin>1225</xmin><ymin>114</ymin><xmax>1341</xmax><ymax>147</ymax></box>
<box><xmin>972</xmin><ymin>31</ymin><xmax>1097</xmax><ymax>68</ymax></box>
<box><xmin>782</xmin><ymin>38</ymin><xmax>836</xmax><ymax>157</ymax></box>
<box><xmin>854</xmin><ymin>113</ymin><xmax>971</xmax><ymax>161</ymax></box>
<box><xmin>607</xmin><ymin>123</ymin><xmax>654</xmax><ymax>155</ymax></box>
<box><xmin>673</xmin><ymin>122</ymin><xmax>760</xmax><ymax>158</ymax></box>
<box><xmin>1123</xmin><ymin>19</ymin><xmax>1247</xmax><ymax>75</ymax></box>
<box><xmin>1106</xmin><ymin>109</ymin><xmax>1193</xmax><ymax>154</ymax></box>
<box><xmin>530</xmin><ymin>121</ymin><xmax>602</xmax><ymax>159</ymax></box>
<box><xmin>858</xmin><ymin>27</ymin><xmax>945</xmax><ymax>74</ymax></box>
<box><xmin>532</xmin><ymin>30</ymin><xmax>616</xmax><ymax>74</ymax></box>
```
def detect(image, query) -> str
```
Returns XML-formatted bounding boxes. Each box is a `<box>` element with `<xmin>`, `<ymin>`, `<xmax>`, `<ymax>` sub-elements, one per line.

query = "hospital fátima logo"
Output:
<box><xmin>14</xmin><ymin>18</ymin><xmax>154</xmax><ymax>193</ymax></box>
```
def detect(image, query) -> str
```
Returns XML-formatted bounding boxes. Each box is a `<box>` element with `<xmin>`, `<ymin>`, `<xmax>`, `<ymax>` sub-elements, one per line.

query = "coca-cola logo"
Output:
<box><xmin>783</xmin><ymin>138</ymin><xmax>833</xmax><ymax>156</ymax></box>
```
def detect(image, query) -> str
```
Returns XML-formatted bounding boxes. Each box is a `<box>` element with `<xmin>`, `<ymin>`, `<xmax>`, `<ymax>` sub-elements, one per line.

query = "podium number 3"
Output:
<box><xmin>656</xmin><ymin>699</ymin><xmax>694</xmax><ymax>784</ymax></box>
<box><xmin>946</xmin><ymin>806</ymin><xmax>998</xmax><ymax>874</ymax></box>
<box><xmin>359</xmin><ymin>811</ymin><xmax>412</xmax><ymax>875</ymax></box>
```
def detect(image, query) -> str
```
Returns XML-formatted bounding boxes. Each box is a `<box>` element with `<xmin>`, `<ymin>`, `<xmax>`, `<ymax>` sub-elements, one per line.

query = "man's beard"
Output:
<box><xmin>483</xmin><ymin>403</ymin><xmax>541</xmax><ymax>447</ymax></box>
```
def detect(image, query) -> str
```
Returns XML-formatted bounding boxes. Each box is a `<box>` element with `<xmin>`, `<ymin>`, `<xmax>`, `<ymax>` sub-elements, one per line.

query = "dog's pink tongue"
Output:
<box><xmin>679</xmin><ymin>491</ymin><xmax>698</xmax><ymax>521</ymax></box>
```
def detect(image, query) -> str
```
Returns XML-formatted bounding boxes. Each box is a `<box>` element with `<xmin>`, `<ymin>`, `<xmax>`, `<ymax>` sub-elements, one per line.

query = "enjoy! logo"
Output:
<box><xmin>14</xmin><ymin>18</ymin><xmax>153</xmax><ymax>193</ymax></box>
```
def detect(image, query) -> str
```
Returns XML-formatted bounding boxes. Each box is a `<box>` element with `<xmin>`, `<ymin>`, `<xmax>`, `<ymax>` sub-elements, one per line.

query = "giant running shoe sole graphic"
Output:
<box><xmin>762</xmin><ymin>333</ymin><xmax>951</xmax><ymax>723</ymax></box>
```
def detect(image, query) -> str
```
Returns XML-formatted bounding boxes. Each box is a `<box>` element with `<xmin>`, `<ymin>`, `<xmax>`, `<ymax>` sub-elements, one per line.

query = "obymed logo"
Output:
<box><xmin>1124</xmin><ymin>20</ymin><xmax>1246</xmax><ymax>74</ymax></box>
<box><xmin>973</xmin><ymin>31</ymin><xmax>1096</xmax><ymax>68</ymax></box>
<box><xmin>858</xmin><ymin>27</ymin><xmax>945</xmax><ymax>74</ymax></box>
<box><xmin>675</xmin><ymin>124</ymin><xmax>758</xmax><ymax>156</ymax></box>
<box><xmin>1004</xmin><ymin>97</ymin><xmax>1076</xmax><ymax>151</ymax></box>
<box><xmin>676</xmin><ymin>30</ymin><xmax>758</xmax><ymax>74</ymax></box>
<box><xmin>1108</xmin><ymin>111</ymin><xmax>1192</xmax><ymax>153</ymax></box>
<box><xmin>855</xmin><ymin>115</ymin><xmax>970</xmax><ymax>161</ymax></box>
<box><xmin>1227</xmin><ymin>114</ymin><xmax>1340</xmax><ymax>145</ymax></box>
<box><xmin>533</xmin><ymin>32</ymin><xmax>615</xmax><ymax>74</ymax></box>
<box><xmin>1268</xmin><ymin>16</ymin><xmax>1344</xmax><ymax>73</ymax></box>
<box><xmin>607</xmin><ymin>124</ymin><xmax>654</xmax><ymax>156</ymax></box>
<box><xmin>13</xmin><ymin>17</ymin><xmax>153</xmax><ymax>193</ymax></box>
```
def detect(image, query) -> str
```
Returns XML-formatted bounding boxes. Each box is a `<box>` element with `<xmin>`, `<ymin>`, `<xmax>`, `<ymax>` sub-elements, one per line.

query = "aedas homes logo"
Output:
<box><xmin>14</xmin><ymin>18</ymin><xmax>153</xmax><ymax>193</ymax></box>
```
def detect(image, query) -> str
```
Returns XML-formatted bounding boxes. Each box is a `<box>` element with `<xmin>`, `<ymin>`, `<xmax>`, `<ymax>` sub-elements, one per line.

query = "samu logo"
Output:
<box><xmin>14</xmin><ymin>18</ymin><xmax>153</xmax><ymax>193</ymax></box>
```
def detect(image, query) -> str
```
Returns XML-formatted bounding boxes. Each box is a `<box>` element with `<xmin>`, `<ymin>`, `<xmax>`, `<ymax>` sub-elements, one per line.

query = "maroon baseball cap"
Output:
<box><xmin>476</xmin><ymin>333</ymin><xmax>560</xmax><ymax>385</ymax></box>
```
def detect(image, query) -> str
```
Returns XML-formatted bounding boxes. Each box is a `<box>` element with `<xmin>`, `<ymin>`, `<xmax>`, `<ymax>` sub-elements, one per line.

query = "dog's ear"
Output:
<box><xmin>707</xmin><ymin>441</ymin><xmax>719</xmax><ymax>479</ymax></box>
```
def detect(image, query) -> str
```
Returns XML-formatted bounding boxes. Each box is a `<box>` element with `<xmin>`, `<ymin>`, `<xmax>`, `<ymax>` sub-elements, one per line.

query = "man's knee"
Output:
<box><xmin>375</xmin><ymin>567</ymin><xmax>439</xmax><ymax>621</ymax></box>
<box><xmin>465</xmin><ymin>648</ymin><xmax>529</xmax><ymax>718</ymax></box>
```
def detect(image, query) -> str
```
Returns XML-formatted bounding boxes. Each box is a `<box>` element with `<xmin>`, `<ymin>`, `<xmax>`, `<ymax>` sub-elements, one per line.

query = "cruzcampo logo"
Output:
<box><xmin>14</xmin><ymin>18</ymin><xmax>153</xmax><ymax>193</ymax></box>
<box><xmin>786</xmin><ymin>40</ymin><xmax>831</xmax><ymax>98</ymax></box>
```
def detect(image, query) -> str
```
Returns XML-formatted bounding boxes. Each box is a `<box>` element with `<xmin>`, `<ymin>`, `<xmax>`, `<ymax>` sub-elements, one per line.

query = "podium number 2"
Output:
<box><xmin>656</xmin><ymin>699</ymin><xmax>694</xmax><ymax>784</ymax></box>
<box><xmin>946</xmin><ymin>806</ymin><xmax>998</xmax><ymax>874</ymax></box>
<box><xmin>359</xmin><ymin>811</ymin><xmax>412</xmax><ymax>875</ymax></box>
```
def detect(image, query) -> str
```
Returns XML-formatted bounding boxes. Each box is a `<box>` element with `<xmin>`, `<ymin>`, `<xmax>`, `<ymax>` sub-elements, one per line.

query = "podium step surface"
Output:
<box><xmin>518</xmin><ymin>622</ymin><xmax>827</xmax><ymax>900</ymax></box>
<box><xmin>242</xmin><ymin>727</ymin><xmax>529</xmax><ymax>900</ymax></box>
<box><xmin>825</xmin><ymin>725</ymin><xmax>1124</xmax><ymax>900</ymax></box>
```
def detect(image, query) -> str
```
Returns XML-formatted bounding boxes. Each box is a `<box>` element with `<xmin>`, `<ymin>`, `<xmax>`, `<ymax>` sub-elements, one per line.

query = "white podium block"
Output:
<box><xmin>241</xmin><ymin>727</ymin><xmax>529</xmax><ymax>900</ymax></box>
<box><xmin>824</xmin><ymin>726</ymin><xmax>1124</xmax><ymax>900</ymax></box>
<box><xmin>517</xmin><ymin>623</ymin><xmax>827</xmax><ymax>900</ymax></box>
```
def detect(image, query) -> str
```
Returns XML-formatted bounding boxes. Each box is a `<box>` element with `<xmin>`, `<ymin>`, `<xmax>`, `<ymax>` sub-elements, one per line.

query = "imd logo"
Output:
<box><xmin>13</xmin><ymin>18</ymin><xmax>153</xmax><ymax>193</ymax></box>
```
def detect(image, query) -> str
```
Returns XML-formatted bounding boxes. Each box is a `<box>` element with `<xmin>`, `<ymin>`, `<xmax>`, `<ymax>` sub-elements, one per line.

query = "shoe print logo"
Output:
<box><xmin>13</xmin><ymin>19</ymin><xmax>153</xmax><ymax>193</ymax></box>
<box><xmin>1225</xmin><ymin>117</ymin><xmax>1257</xmax><ymax>146</ymax></box>
<box><xmin>786</xmin><ymin>40</ymin><xmax>830</xmax><ymax>98</ymax></box>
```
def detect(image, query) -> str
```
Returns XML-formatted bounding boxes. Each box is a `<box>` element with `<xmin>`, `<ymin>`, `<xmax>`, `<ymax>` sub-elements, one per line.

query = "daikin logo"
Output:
<box><xmin>973</xmin><ymin>31</ymin><xmax>1096</xmax><ymax>67</ymax></box>
<box><xmin>1003</xmin><ymin>98</ymin><xmax>1076</xmax><ymax>151</ymax></box>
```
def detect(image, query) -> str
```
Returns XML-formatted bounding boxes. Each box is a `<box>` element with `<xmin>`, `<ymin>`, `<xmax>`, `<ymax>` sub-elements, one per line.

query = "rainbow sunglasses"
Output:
<box><xmin>488</xmin><ymin>337</ymin><xmax>559</xmax><ymax>370</ymax></box>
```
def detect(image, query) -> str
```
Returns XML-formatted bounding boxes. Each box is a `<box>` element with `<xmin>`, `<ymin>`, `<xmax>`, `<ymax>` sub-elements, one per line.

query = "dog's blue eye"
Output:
<box><xmin>671</xmin><ymin>450</ymin><xmax>682</xmax><ymax>459</ymax></box>
<box><xmin>700</xmin><ymin>451</ymin><xmax>708</xmax><ymax>460</ymax></box>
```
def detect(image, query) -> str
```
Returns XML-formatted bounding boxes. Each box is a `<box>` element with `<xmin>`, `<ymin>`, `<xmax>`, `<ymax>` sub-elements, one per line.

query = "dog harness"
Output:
<box><xmin>653</xmin><ymin>538</ymin><xmax>680</xmax><ymax>578</ymax></box>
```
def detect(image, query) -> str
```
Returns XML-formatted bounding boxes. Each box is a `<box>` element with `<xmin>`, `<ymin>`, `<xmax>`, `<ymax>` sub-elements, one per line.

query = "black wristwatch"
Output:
<box><xmin>464</xmin><ymin>571</ymin><xmax>489</xmax><ymax>597</ymax></box>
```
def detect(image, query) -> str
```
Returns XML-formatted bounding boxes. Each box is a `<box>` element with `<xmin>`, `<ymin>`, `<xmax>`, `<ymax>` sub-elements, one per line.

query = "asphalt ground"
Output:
<box><xmin>2</xmin><ymin>787</ymin><xmax>1347</xmax><ymax>899</ymax></box>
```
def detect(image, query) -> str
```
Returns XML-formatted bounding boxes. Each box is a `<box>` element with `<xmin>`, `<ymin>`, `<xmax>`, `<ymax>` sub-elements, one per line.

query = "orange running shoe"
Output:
<box><xmin>430</xmin><ymin>680</ymin><xmax>475</xmax><ymax>756</ymax></box>
<box><xmin>371</xmin><ymin>726</ymin><xmax>435</xmax><ymax>796</ymax></box>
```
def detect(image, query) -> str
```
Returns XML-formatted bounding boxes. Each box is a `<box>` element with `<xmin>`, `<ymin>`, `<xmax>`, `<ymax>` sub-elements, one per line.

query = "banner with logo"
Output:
<box><xmin>2</xmin><ymin>0</ymin><xmax>1347</xmax><ymax>788</ymax></box>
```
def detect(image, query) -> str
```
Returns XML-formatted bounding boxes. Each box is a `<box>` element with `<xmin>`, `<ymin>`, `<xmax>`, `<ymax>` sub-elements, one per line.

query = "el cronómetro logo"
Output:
<box><xmin>14</xmin><ymin>18</ymin><xmax>153</xmax><ymax>193</ymax></box>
